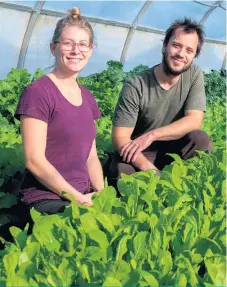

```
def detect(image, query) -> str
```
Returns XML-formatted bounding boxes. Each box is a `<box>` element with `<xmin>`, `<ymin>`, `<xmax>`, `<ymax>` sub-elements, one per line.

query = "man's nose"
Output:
<box><xmin>177</xmin><ymin>48</ymin><xmax>185</xmax><ymax>58</ymax></box>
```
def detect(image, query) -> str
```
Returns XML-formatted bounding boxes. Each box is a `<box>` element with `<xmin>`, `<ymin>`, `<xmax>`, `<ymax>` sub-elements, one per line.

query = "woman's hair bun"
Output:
<box><xmin>67</xmin><ymin>7</ymin><xmax>81</xmax><ymax>18</ymax></box>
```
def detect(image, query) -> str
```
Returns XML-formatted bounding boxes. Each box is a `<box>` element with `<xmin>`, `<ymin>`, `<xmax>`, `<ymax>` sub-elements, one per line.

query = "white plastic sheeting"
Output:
<box><xmin>0</xmin><ymin>0</ymin><xmax>226</xmax><ymax>79</ymax></box>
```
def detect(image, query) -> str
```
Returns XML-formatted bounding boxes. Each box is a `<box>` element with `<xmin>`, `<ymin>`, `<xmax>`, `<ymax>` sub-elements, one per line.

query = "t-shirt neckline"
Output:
<box><xmin>152</xmin><ymin>65</ymin><xmax>181</xmax><ymax>92</ymax></box>
<box><xmin>44</xmin><ymin>75</ymin><xmax>84</xmax><ymax>108</ymax></box>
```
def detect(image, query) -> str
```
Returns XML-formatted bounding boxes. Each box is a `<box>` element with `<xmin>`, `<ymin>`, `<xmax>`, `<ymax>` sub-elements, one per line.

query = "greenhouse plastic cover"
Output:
<box><xmin>0</xmin><ymin>0</ymin><xmax>226</xmax><ymax>79</ymax></box>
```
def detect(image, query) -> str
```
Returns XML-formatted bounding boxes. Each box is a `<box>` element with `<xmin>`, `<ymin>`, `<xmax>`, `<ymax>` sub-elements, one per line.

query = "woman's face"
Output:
<box><xmin>51</xmin><ymin>26</ymin><xmax>92</xmax><ymax>75</ymax></box>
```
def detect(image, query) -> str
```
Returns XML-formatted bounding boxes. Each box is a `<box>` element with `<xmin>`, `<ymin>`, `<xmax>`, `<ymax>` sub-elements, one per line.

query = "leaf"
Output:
<box><xmin>47</xmin><ymin>270</ymin><xmax>62</xmax><ymax>286</ymax></box>
<box><xmin>175</xmin><ymin>273</ymin><xmax>187</xmax><ymax>287</ymax></box>
<box><xmin>95</xmin><ymin>212</ymin><xmax>115</xmax><ymax>233</ymax></box>
<box><xmin>10</xmin><ymin>226</ymin><xmax>27</xmax><ymax>249</ymax></box>
<box><xmin>124</xmin><ymin>269</ymin><xmax>141</xmax><ymax>286</ymax></box>
<box><xmin>171</xmin><ymin>164</ymin><xmax>183</xmax><ymax>190</ymax></box>
<box><xmin>87</xmin><ymin>230</ymin><xmax>109</xmax><ymax>250</ymax></box>
<box><xmin>3</xmin><ymin>251</ymin><xmax>20</xmax><ymax>280</ymax></box>
<box><xmin>106</xmin><ymin>260</ymin><xmax>130</xmax><ymax>283</ymax></box>
<box><xmin>116</xmin><ymin>235</ymin><xmax>131</xmax><ymax>261</ymax></box>
<box><xmin>30</xmin><ymin>209</ymin><xmax>42</xmax><ymax>223</ymax></box>
<box><xmin>17</xmin><ymin>261</ymin><xmax>35</xmax><ymax>278</ymax></box>
<box><xmin>140</xmin><ymin>270</ymin><xmax>159</xmax><ymax>287</ymax></box>
<box><xmin>0</xmin><ymin>192</ymin><xmax>17</xmax><ymax>208</ymax></box>
<box><xmin>6</xmin><ymin>274</ymin><xmax>31</xmax><ymax>287</ymax></box>
<box><xmin>204</xmin><ymin>255</ymin><xmax>226</xmax><ymax>286</ymax></box>
<box><xmin>80</xmin><ymin>213</ymin><xmax>99</xmax><ymax>233</ymax></box>
<box><xmin>167</xmin><ymin>153</ymin><xmax>185</xmax><ymax>165</ymax></box>
<box><xmin>205</xmin><ymin>182</ymin><xmax>216</xmax><ymax>196</ymax></box>
<box><xmin>84</xmin><ymin>246</ymin><xmax>104</xmax><ymax>261</ymax></box>
<box><xmin>21</xmin><ymin>243</ymin><xmax>40</xmax><ymax>261</ymax></box>
<box><xmin>158</xmin><ymin>179</ymin><xmax>176</xmax><ymax>190</ymax></box>
<box><xmin>102</xmin><ymin>277</ymin><xmax>122</xmax><ymax>287</ymax></box>
<box><xmin>196</xmin><ymin>238</ymin><xmax>223</xmax><ymax>256</ymax></box>
<box><xmin>176</xmin><ymin>256</ymin><xmax>199</xmax><ymax>286</ymax></box>
<box><xmin>132</xmin><ymin>231</ymin><xmax>148</xmax><ymax>260</ymax></box>
<box><xmin>93</xmin><ymin>186</ymin><xmax>117</xmax><ymax>212</ymax></box>
<box><xmin>149</xmin><ymin>214</ymin><xmax>159</xmax><ymax>228</ymax></box>
<box><xmin>158</xmin><ymin>250</ymin><xmax>172</xmax><ymax>277</ymax></box>
<box><xmin>57</xmin><ymin>258</ymin><xmax>75</xmax><ymax>286</ymax></box>
<box><xmin>213</xmin><ymin>207</ymin><xmax>225</xmax><ymax>222</ymax></box>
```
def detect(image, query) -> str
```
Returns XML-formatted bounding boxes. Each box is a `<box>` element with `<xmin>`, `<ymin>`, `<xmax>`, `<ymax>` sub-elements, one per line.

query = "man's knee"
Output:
<box><xmin>187</xmin><ymin>130</ymin><xmax>212</xmax><ymax>153</ymax></box>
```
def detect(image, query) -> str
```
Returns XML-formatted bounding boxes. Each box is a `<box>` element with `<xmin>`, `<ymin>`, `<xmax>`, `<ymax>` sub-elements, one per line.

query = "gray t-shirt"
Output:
<box><xmin>113</xmin><ymin>64</ymin><xmax>206</xmax><ymax>139</ymax></box>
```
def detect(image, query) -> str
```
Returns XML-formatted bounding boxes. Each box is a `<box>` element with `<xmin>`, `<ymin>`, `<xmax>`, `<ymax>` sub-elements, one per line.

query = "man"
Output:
<box><xmin>110</xmin><ymin>18</ymin><xmax>212</xmax><ymax>181</ymax></box>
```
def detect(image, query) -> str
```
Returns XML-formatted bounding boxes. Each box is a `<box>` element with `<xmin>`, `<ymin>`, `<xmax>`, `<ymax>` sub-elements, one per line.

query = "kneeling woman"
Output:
<box><xmin>15</xmin><ymin>8</ymin><xmax>104</xmax><ymax>214</ymax></box>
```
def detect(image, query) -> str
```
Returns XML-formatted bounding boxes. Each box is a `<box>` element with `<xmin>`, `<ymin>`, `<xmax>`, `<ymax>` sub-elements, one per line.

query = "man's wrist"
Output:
<box><xmin>148</xmin><ymin>130</ymin><xmax>157</xmax><ymax>142</ymax></box>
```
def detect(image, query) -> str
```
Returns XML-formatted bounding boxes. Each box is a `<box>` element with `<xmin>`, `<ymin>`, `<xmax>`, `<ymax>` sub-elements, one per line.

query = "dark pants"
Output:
<box><xmin>28</xmin><ymin>198</ymin><xmax>69</xmax><ymax>214</ymax></box>
<box><xmin>0</xmin><ymin>198</ymin><xmax>69</xmax><ymax>248</ymax></box>
<box><xmin>106</xmin><ymin>130</ymin><xmax>212</xmax><ymax>188</ymax></box>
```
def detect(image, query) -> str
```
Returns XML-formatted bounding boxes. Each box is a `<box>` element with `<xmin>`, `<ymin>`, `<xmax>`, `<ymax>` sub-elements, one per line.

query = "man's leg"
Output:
<box><xmin>153</xmin><ymin>130</ymin><xmax>212</xmax><ymax>169</ymax></box>
<box><xmin>180</xmin><ymin>130</ymin><xmax>212</xmax><ymax>159</ymax></box>
<box><xmin>107</xmin><ymin>151</ymin><xmax>158</xmax><ymax>192</ymax></box>
<box><xmin>106</xmin><ymin>130</ymin><xmax>212</xmax><ymax>187</ymax></box>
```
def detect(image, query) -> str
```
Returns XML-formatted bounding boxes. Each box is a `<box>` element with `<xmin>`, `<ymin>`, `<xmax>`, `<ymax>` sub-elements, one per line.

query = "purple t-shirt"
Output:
<box><xmin>15</xmin><ymin>75</ymin><xmax>101</xmax><ymax>204</ymax></box>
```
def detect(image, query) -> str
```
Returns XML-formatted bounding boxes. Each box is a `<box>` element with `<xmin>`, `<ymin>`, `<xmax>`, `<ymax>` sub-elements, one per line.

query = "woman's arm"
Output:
<box><xmin>21</xmin><ymin>115</ymin><xmax>91</xmax><ymax>205</ymax></box>
<box><xmin>86</xmin><ymin>139</ymin><xmax>104</xmax><ymax>192</ymax></box>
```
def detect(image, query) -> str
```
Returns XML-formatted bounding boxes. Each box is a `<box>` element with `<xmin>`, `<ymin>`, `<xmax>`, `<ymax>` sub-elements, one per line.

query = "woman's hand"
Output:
<box><xmin>74</xmin><ymin>192</ymin><xmax>96</xmax><ymax>206</ymax></box>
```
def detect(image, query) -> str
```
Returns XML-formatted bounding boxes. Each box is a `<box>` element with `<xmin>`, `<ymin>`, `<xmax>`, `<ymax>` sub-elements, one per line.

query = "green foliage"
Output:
<box><xmin>0</xmin><ymin>68</ymin><xmax>43</xmax><ymax>126</ymax></box>
<box><xmin>204</xmin><ymin>70</ymin><xmax>226</xmax><ymax>104</ymax></box>
<box><xmin>0</xmin><ymin>149</ymin><xmax>225</xmax><ymax>286</ymax></box>
<box><xmin>125</xmin><ymin>64</ymin><xmax>150</xmax><ymax>79</ymax></box>
<box><xmin>0</xmin><ymin>63</ymin><xmax>225</xmax><ymax>286</ymax></box>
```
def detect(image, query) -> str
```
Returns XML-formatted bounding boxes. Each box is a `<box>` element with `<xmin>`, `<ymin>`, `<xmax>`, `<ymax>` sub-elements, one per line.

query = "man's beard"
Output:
<box><xmin>162</xmin><ymin>51</ymin><xmax>191</xmax><ymax>76</ymax></box>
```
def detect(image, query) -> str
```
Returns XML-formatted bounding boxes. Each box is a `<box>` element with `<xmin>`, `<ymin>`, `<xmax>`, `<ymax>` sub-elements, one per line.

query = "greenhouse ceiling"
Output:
<box><xmin>0</xmin><ymin>0</ymin><xmax>226</xmax><ymax>78</ymax></box>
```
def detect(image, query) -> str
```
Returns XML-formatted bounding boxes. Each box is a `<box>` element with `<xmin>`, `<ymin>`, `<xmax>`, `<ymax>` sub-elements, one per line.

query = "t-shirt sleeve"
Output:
<box><xmin>15</xmin><ymin>83</ymin><xmax>51</xmax><ymax>123</ymax></box>
<box><xmin>83</xmin><ymin>88</ymin><xmax>101</xmax><ymax>120</ymax></box>
<box><xmin>184</xmin><ymin>66</ymin><xmax>206</xmax><ymax>112</ymax></box>
<box><xmin>113</xmin><ymin>80</ymin><xmax>140</xmax><ymax>127</ymax></box>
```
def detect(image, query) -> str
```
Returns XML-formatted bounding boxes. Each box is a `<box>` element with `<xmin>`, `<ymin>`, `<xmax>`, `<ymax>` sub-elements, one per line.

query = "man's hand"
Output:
<box><xmin>120</xmin><ymin>132</ymin><xmax>155</xmax><ymax>163</ymax></box>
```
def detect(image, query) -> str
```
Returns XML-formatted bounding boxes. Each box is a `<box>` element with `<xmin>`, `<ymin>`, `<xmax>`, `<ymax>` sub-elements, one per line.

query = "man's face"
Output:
<box><xmin>162</xmin><ymin>28</ymin><xmax>199</xmax><ymax>76</ymax></box>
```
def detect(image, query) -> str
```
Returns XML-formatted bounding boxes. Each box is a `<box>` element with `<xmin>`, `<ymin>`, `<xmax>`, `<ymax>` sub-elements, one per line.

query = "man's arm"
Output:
<box><xmin>112</xmin><ymin>126</ymin><xmax>158</xmax><ymax>171</ymax></box>
<box><xmin>151</xmin><ymin>110</ymin><xmax>204</xmax><ymax>141</ymax></box>
<box><xmin>120</xmin><ymin>110</ymin><xmax>204</xmax><ymax>162</ymax></box>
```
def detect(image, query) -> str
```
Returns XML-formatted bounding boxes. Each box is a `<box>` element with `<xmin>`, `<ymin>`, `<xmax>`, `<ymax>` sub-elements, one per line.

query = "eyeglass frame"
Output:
<box><xmin>54</xmin><ymin>39</ymin><xmax>93</xmax><ymax>52</ymax></box>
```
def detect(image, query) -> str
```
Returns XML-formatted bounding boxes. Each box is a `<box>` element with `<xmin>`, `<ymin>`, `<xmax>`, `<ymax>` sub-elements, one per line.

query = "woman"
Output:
<box><xmin>15</xmin><ymin>8</ymin><xmax>104</xmax><ymax>214</ymax></box>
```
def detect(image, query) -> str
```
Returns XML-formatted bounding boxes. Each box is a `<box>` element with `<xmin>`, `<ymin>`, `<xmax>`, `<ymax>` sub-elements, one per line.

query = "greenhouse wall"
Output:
<box><xmin>0</xmin><ymin>0</ymin><xmax>226</xmax><ymax>79</ymax></box>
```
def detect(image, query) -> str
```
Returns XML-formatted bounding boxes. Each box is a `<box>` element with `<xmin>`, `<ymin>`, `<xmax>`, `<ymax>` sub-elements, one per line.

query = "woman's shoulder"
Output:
<box><xmin>78</xmin><ymin>84</ymin><xmax>93</xmax><ymax>97</ymax></box>
<box><xmin>78</xmin><ymin>84</ymin><xmax>101</xmax><ymax>120</ymax></box>
<box><xmin>78</xmin><ymin>84</ymin><xmax>96</xmax><ymax>105</ymax></box>
<box><xmin>25</xmin><ymin>75</ymin><xmax>52</xmax><ymax>94</ymax></box>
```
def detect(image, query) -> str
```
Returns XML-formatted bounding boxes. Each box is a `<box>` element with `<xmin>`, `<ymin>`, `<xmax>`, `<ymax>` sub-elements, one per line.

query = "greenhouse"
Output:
<box><xmin>0</xmin><ymin>1</ymin><xmax>226</xmax><ymax>287</ymax></box>
<box><xmin>0</xmin><ymin>0</ymin><xmax>226</xmax><ymax>78</ymax></box>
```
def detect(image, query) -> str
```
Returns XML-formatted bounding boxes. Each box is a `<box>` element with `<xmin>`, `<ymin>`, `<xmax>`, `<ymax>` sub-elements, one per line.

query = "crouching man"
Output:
<box><xmin>110</xmin><ymin>18</ymin><xmax>212</xmax><ymax>184</ymax></box>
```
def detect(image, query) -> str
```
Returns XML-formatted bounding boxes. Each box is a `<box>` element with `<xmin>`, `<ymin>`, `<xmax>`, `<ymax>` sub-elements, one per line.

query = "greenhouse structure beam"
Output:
<box><xmin>41</xmin><ymin>8</ymin><xmax>131</xmax><ymax>29</ymax></box>
<box><xmin>120</xmin><ymin>0</ymin><xmax>152</xmax><ymax>64</ymax></box>
<box><xmin>193</xmin><ymin>0</ymin><xmax>226</xmax><ymax>10</ymax></box>
<box><xmin>199</xmin><ymin>0</ymin><xmax>224</xmax><ymax>24</ymax></box>
<box><xmin>40</xmin><ymin>8</ymin><xmax>225</xmax><ymax>46</ymax></box>
<box><xmin>0</xmin><ymin>1</ymin><xmax>33</xmax><ymax>13</ymax></box>
<box><xmin>0</xmin><ymin>1</ymin><xmax>225</xmax><ymax>70</ymax></box>
<box><xmin>17</xmin><ymin>1</ymin><xmax>45</xmax><ymax>69</ymax></box>
<box><xmin>221</xmin><ymin>53</ymin><xmax>226</xmax><ymax>70</ymax></box>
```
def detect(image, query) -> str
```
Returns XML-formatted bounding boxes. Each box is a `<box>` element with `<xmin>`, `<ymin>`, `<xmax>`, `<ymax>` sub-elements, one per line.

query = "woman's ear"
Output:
<box><xmin>50</xmin><ymin>43</ymin><xmax>55</xmax><ymax>56</ymax></box>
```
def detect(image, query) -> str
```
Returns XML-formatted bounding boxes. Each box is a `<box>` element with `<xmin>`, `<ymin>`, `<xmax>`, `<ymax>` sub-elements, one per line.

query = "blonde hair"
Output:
<box><xmin>52</xmin><ymin>7</ymin><xmax>94</xmax><ymax>45</ymax></box>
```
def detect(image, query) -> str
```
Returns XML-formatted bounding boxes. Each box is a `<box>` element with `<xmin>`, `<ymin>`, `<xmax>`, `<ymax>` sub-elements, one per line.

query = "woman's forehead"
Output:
<box><xmin>61</xmin><ymin>26</ymin><xmax>90</xmax><ymax>40</ymax></box>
